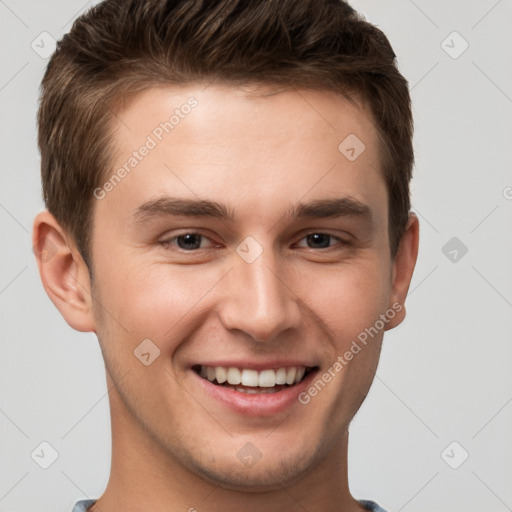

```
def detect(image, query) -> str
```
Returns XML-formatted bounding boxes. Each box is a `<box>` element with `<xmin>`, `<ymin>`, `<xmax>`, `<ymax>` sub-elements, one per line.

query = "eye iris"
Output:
<box><xmin>307</xmin><ymin>233</ymin><xmax>330</xmax><ymax>248</ymax></box>
<box><xmin>177</xmin><ymin>234</ymin><xmax>202</xmax><ymax>250</ymax></box>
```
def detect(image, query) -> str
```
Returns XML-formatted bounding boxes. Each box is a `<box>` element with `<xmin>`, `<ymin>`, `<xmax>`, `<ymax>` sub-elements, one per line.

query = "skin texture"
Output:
<box><xmin>33</xmin><ymin>84</ymin><xmax>419</xmax><ymax>512</ymax></box>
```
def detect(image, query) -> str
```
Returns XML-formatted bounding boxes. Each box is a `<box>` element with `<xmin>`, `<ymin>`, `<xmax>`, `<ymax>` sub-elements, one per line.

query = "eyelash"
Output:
<box><xmin>159</xmin><ymin>231</ymin><xmax>350</xmax><ymax>252</ymax></box>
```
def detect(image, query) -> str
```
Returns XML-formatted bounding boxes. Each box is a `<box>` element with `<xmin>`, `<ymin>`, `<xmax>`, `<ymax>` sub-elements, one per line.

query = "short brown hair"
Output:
<box><xmin>38</xmin><ymin>0</ymin><xmax>413</xmax><ymax>268</ymax></box>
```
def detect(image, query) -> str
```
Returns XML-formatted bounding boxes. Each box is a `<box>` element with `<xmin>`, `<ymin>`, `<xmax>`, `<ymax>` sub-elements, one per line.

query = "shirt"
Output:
<box><xmin>72</xmin><ymin>498</ymin><xmax>388</xmax><ymax>511</ymax></box>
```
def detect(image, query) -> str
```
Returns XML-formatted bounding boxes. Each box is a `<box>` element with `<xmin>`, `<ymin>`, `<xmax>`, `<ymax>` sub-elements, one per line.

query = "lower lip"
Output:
<box><xmin>192</xmin><ymin>369</ymin><xmax>317</xmax><ymax>417</ymax></box>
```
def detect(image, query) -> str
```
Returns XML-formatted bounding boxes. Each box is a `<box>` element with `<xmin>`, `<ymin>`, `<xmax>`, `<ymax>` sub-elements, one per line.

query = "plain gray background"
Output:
<box><xmin>1</xmin><ymin>1</ymin><xmax>511</xmax><ymax>511</ymax></box>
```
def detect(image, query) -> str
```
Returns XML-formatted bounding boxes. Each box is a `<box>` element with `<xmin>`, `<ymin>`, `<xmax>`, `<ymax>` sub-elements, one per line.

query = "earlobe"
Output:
<box><xmin>385</xmin><ymin>213</ymin><xmax>420</xmax><ymax>330</ymax></box>
<box><xmin>32</xmin><ymin>211</ymin><xmax>96</xmax><ymax>333</ymax></box>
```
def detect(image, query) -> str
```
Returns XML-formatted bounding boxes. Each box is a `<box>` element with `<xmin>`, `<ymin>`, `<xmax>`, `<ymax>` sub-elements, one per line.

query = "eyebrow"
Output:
<box><xmin>291</xmin><ymin>197</ymin><xmax>372</xmax><ymax>221</ymax></box>
<box><xmin>132</xmin><ymin>197</ymin><xmax>235</xmax><ymax>223</ymax></box>
<box><xmin>131</xmin><ymin>196</ymin><xmax>372</xmax><ymax>224</ymax></box>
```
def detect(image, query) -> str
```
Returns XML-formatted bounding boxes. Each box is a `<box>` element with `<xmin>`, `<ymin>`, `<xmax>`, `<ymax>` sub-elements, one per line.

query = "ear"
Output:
<box><xmin>32</xmin><ymin>210</ymin><xmax>96</xmax><ymax>332</ymax></box>
<box><xmin>385</xmin><ymin>213</ymin><xmax>419</xmax><ymax>330</ymax></box>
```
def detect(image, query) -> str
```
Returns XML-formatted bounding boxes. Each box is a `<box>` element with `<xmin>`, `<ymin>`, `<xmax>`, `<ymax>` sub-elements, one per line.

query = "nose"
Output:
<box><xmin>217</xmin><ymin>249</ymin><xmax>302</xmax><ymax>342</ymax></box>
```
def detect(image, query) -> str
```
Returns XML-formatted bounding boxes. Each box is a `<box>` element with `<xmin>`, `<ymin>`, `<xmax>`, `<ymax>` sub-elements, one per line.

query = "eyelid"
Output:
<box><xmin>159</xmin><ymin>230</ymin><xmax>219</xmax><ymax>250</ymax></box>
<box><xmin>294</xmin><ymin>231</ymin><xmax>351</xmax><ymax>248</ymax></box>
<box><xmin>157</xmin><ymin>229</ymin><xmax>351</xmax><ymax>252</ymax></box>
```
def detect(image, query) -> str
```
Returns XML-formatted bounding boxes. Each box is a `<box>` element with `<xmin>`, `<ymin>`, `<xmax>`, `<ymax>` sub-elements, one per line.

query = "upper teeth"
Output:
<box><xmin>199</xmin><ymin>366</ymin><xmax>307</xmax><ymax>387</ymax></box>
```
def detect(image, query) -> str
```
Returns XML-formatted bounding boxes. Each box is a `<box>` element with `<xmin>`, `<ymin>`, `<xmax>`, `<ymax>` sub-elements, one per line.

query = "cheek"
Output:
<box><xmin>300</xmin><ymin>258</ymin><xmax>392</xmax><ymax>342</ymax></box>
<box><xmin>92</xmin><ymin>239</ymin><xmax>392</xmax><ymax>361</ymax></box>
<box><xmin>93</xmin><ymin>259</ymin><xmax>227</xmax><ymax>351</ymax></box>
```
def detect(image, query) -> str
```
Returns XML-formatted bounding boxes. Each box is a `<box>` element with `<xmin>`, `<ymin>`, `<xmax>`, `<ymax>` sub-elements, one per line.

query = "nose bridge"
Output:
<box><xmin>219</xmin><ymin>244</ymin><xmax>300</xmax><ymax>341</ymax></box>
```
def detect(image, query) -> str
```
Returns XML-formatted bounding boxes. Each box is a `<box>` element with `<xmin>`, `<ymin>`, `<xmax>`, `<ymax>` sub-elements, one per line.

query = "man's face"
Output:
<box><xmin>89</xmin><ymin>84</ymin><xmax>400</xmax><ymax>488</ymax></box>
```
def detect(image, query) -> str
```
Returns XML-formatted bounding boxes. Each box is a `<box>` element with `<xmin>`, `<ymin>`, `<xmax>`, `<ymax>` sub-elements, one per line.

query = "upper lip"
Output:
<box><xmin>192</xmin><ymin>360</ymin><xmax>317</xmax><ymax>371</ymax></box>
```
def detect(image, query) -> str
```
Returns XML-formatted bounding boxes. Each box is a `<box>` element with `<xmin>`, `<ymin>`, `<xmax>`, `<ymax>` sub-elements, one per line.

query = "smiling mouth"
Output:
<box><xmin>193</xmin><ymin>365</ymin><xmax>316</xmax><ymax>394</ymax></box>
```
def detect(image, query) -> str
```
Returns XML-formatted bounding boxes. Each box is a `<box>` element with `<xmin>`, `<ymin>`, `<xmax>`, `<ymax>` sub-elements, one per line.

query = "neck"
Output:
<box><xmin>91</xmin><ymin>374</ymin><xmax>364</xmax><ymax>512</ymax></box>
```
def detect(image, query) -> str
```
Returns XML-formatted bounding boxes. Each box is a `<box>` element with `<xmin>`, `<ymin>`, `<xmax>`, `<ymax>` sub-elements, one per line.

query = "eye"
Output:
<box><xmin>161</xmin><ymin>233</ymin><xmax>215</xmax><ymax>251</ymax></box>
<box><xmin>296</xmin><ymin>233</ymin><xmax>346</xmax><ymax>249</ymax></box>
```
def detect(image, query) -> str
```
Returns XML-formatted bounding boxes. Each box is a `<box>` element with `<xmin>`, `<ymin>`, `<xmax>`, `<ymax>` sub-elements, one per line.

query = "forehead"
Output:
<box><xmin>98</xmin><ymin>83</ymin><xmax>386</xmax><ymax>229</ymax></box>
<box><xmin>111</xmin><ymin>83</ymin><xmax>378</xmax><ymax>154</ymax></box>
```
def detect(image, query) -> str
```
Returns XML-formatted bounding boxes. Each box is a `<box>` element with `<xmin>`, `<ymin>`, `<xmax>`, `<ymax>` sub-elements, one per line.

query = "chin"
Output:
<box><xmin>181</xmin><ymin>440</ymin><xmax>325</xmax><ymax>492</ymax></box>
